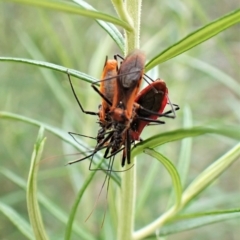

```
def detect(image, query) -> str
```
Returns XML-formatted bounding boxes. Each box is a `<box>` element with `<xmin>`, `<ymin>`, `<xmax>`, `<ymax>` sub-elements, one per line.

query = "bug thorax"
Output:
<box><xmin>110</xmin><ymin>107</ymin><xmax>128</xmax><ymax>123</ymax></box>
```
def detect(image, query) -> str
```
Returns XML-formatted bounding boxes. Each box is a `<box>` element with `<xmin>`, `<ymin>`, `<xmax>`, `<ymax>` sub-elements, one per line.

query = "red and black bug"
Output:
<box><xmin>68</xmin><ymin>49</ymin><xmax>146</xmax><ymax>166</ymax></box>
<box><xmin>102</xmin><ymin>50</ymin><xmax>146</xmax><ymax>165</ymax></box>
<box><xmin>67</xmin><ymin>50</ymin><xmax>179</xmax><ymax>167</ymax></box>
<box><xmin>131</xmin><ymin>79</ymin><xmax>171</xmax><ymax>140</ymax></box>
<box><xmin>67</xmin><ymin>56</ymin><xmax>118</xmax><ymax>147</ymax></box>
<box><xmin>105</xmin><ymin>78</ymin><xmax>179</xmax><ymax>166</ymax></box>
<box><xmin>109</xmin><ymin>49</ymin><xmax>146</xmax><ymax>123</ymax></box>
<box><xmin>66</xmin><ymin>54</ymin><xmax>180</xmax><ymax>226</ymax></box>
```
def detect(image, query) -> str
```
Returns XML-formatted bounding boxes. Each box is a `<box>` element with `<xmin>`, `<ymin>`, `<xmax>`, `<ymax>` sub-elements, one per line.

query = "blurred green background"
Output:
<box><xmin>0</xmin><ymin>0</ymin><xmax>239</xmax><ymax>239</ymax></box>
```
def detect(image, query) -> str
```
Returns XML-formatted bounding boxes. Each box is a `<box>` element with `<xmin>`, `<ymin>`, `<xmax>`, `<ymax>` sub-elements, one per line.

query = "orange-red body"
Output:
<box><xmin>98</xmin><ymin>59</ymin><xmax>118</xmax><ymax>125</ymax></box>
<box><xmin>110</xmin><ymin>49</ymin><xmax>146</xmax><ymax>123</ymax></box>
<box><xmin>130</xmin><ymin>79</ymin><xmax>168</xmax><ymax>140</ymax></box>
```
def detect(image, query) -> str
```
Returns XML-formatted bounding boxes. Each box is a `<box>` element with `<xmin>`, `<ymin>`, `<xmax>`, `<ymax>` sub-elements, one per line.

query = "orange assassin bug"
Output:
<box><xmin>105</xmin><ymin>78</ymin><xmax>179</xmax><ymax>166</ymax></box>
<box><xmin>67</xmin><ymin>56</ymin><xmax>118</xmax><ymax>146</ymax></box>
<box><xmin>131</xmin><ymin>79</ymin><xmax>169</xmax><ymax>140</ymax></box>
<box><xmin>67</xmin><ymin>50</ymin><xmax>180</xmax><ymax>168</ymax></box>
<box><xmin>118</xmin><ymin>79</ymin><xmax>170</xmax><ymax>165</ymax></box>
<box><xmin>66</xmin><ymin>52</ymin><xmax>180</xmax><ymax>227</ymax></box>
<box><xmin>109</xmin><ymin>49</ymin><xmax>146</xmax><ymax>123</ymax></box>
<box><xmin>98</xmin><ymin>57</ymin><xmax>118</xmax><ymax>125</ymax></box>
<box><xmin>102</xmin><ymin>50</ymin><xmax>178</xmax><ymax>165</ymax></box>
<box><xmin>68</xmin><ymin>79</ymin><xmax>179</xmax><ymax>168</ymax></box>
<box><xmin>96</xmin><ymin>57</ymin><xmax>118</xmax><ymax>144</ymax></box>
<box><xmin>104</xmin><ymin>50</ymin><xmax>146</xmax><ymax>165</ymax></box>
<box><xmin>70</xmin><ymin>49</ymin><xmax>146</xmax><ymax>167</ymax></box>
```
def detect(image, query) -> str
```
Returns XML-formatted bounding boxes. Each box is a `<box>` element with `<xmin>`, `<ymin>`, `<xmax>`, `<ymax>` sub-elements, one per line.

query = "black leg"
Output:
<box><xmin>67</xmin><ymin>70</ymin><xmax>98</xmax><ymax>116</ymax></box>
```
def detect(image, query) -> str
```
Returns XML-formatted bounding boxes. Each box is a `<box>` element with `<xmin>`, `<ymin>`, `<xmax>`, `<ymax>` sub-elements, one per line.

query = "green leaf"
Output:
<box><xmin>0</xmin><ymin>57</ymin><xmax>96</xmax><ymax>84</ymax></box>
<box><xmin>167</xmin><ymin>106</ymin><xmax>193</xmax><ymax>209</ymax></box>
<box><xmin>27</xmin><ymin>127</ymin><xmax>49</xmax><ymax>240</ymax></box>
<box><xmin>0</xmin><ymin>110</ymin><xmax>86</xmax><ymax>152</ymax></box>
<box><xmin>73</xmin><ymin>0</ymin><xmax>124</xmax><ymax>52</ymax></box>
<box><xmin>176</xmin><ymin>106</ymin><xmax>193</xmax><ymax>187</ymax></box>
<box><xmin>7</xmin><ymin>0</ymin><xmax>132</xmax><ymax>31</ymax></box>
<box><xmin>132</xmin><ymin>125</ymin><xmax>240</xmax><ymax>158</ymax></box>
<box><xmin>172</xmin><ymin>208</ymin><xmax>240</xmax><ymax>221</ymax></box>
<box><xmin>0</xmin><ymin>168</ymin><xmax>95</xmax><ymax>240</ymax></box>
<box><xmin>160</xmin><ymin>211</ymin><xmax>240</xmax><ymax>236</ymax></box>
<box><xmin>177</xmin><ymin>55</ymin><xmax>240</xmax><ymax>97</ymax></box>
<box><xmin>182</xmin><ymin>142</ymin><xmax>240</xmax><ymax>205</ymax></box>
<box><xmin>133</xmin><ymin>143</ymin><xmax>240</xmax><ymax>239</ymax></box>
<box><xmin>144</xmin><ymin>149</ymin><xmax>182</xmax><ymax>209</ymax></box>
<box><xmin>135</xmin><ymin>160</ymin><xmax>160</xmax><ymax>215</ymax></box>
<box><xmin>64</xmin><ymin>161</ymin><xmax>102</xmax><ymax>240</ymax></box>
<box><xmin>0</xmin><ymin>111</ymin><xmax>120</xmax><ymax>185</ymax></box>
<box><xmin>145</xmin><ymin>9</ymin><xmax>240</xmax><ymax>71</ymax></box>
<box><xmin>0</xmin><ymin>202</ymin><xmax>34</xmax><ymax>240</ymax></box>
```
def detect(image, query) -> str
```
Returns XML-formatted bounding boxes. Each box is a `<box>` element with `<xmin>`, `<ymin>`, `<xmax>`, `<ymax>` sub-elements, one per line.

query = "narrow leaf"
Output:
<box><xmin>182</xmin><ymin>142</ymin><xmax>240</xmax><ymax>205</ymax></box>
<box><xmin>167</xmin><ymin>106</ymin><xmax>193</xmax><ymax>209</ymax></box>
<box><xmin>8</xmin><ymin>0</ymin><xmax>132</xmax><ymax>31</ymax></box>
<box><xmin>27</xmin><ymin>127</ymin><xmax>49</xmax><ymax>240</ymax></box>
<box><xmin>0</xmin><ymin>111</ymin><xmax>120</xmax><ymax>185</ymax></box>
<box><xmin>132</xmin><ymin>125</ymin><xmax>240</xmax><ymax>158</ymax></box>
<box><xmin>172</xmin><ymin>208</ymin><xmax>240</xmax><ymax>221</ymax></box>
<box><xmin>0</xmin><ymin>57</ymin><xmax>97</xmax><ymax>84</ymax></box>
<box><xmin>145</xmin><ymin>9</ymin><xmax>240</xmax><ymax>71</ymax></box>
<box><xmin>0</xmin><ymin>202</ymin><xmax>34</xmax><ymax>240</ymax></box>
<box><xmin>0</xmin><ymin>168</ymin><xmax>95</xmax><ymax>240</ymax></box>
<box><xmin>178</xmin><ymin>55</ymin><xmax>240</xmax><ymax>97</ymax></box>
<box><xmin>135</xmin><ymin>160</ymin><xmax>160</xmax><ymax>214</ymax></box>
<box><xmin>144</xmin><ymin>149</ymin><xmax>182</xmax><ymax>209</ymax></box>
<box><xmin>177</xmin><ymin>106</ymin><xmax>193</xmax><ymax>187</ymax></box>
<box><xmin>64</xmin><ymin>161</ymin><xmax>102</xmax><ymax>240</ymax></box>
<box><xmin>160</xmin><ymin>211</ymin><xmax>240</xmax><ymax>236</ymax></box>
<box><xmin>133</xmin><ymin>144</ymin><xmax>240</xmax><ymax>240</ymax></box>
<box><xmin>73</xmin><ymin>0</ymin><xmax>124</xmax><ymax>52</ymax></box>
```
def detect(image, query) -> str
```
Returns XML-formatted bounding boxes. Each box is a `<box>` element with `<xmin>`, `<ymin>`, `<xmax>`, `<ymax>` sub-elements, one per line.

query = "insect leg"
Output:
<box><xmin>67</xmin><ymin>70</ymin><xmax>98</xmax><ymax>115</ymax></box>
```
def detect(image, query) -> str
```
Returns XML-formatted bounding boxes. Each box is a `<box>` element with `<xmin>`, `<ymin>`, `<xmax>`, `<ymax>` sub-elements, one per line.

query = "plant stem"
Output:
<box><xmin>111</xmin><ymin>0</ymin><xmax>134</xmax><ymax>28</ymax></box>
<box><xmin>133</xmin><ymin>205</ymin><xmax>178</xmax><ymax>240</ymax></box>
<box><xmin>133</xmin><ymin>143</ymin><xmax>240</xmax><ymax>239</ymax></box>
<box><xmin>113</xmin><ymin>0</ymin><xmax>142</xmax><ymax>239</ymax></box>
<box><xmin>117</xmin><ymin>159</ymin><xmax>137</xmax><ymax>240</ymax></box>
<box><xmin>125</xmin><ymin>0</ymin><xmax>142</xmax><ymax>52</ymax></box>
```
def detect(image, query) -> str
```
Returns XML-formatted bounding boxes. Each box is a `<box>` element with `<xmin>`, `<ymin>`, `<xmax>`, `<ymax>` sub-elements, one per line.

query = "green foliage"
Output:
<box><xmin>145</xmin><ymin>9</ymin><xmax>240</xmax><ymax>70</ymax></box>
<box><xmin>0</xmin><ymin>1</ymin><xmax>239</xmax><ymax>240</ymax></box>
<box><xmin>27</xmin><ymin>127</ymin><xmax>48</xmax><ymax>240</ymax></box>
